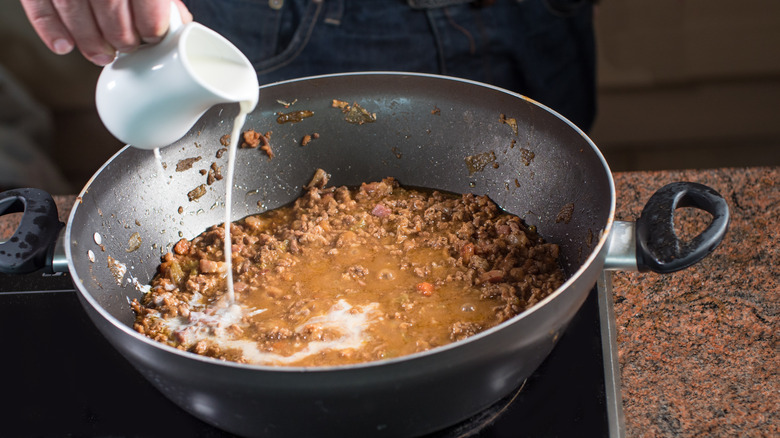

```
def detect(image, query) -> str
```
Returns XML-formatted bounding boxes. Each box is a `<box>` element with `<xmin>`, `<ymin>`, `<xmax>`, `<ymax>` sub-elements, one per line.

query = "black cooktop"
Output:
<box><xmin>0</xmin><ymin>271</ymin><xmax>623</xmax><ymax>437</ymax></box>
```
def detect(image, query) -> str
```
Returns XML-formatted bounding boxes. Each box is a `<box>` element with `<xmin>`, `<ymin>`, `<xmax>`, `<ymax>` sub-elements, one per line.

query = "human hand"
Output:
<box><xmin>20</xmin><ymin>0</ymin><xmax>193</xmax><ymax>66</ymax></box>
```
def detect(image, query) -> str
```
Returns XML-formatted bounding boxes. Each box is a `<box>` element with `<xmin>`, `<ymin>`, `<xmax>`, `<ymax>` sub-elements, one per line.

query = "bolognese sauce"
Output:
<box><xmin>132</xmin><ymin>172</ymin><xmax>565</xmax><ymax>367</ymax></box>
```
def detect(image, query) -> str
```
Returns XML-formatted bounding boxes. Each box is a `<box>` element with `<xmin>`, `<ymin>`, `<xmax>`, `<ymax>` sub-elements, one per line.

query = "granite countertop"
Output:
<box><xmin>611</xmin><ymin>167</ymin><xmax>778</xmax><ymax>437</ymax></box>
<box><xmin>1</xmin><ymin>166</ymin><xmax>777</xmax><ymax>436</ymax></box>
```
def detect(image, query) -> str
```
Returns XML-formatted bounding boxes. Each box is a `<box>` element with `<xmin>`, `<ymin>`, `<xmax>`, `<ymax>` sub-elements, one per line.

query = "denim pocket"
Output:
<box><xmin>255</xmin><ymin>0</ymin><xmax>324</xmax><ymax>74</ymax></box>
<box><xmin>184</xmin><ymin>0</ymin><xmax>324</xmax><ymax>75</ymax></box>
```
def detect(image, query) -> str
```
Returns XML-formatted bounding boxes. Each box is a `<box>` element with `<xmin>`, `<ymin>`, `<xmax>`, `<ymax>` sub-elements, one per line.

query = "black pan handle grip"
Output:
<box><xmin>635</xmin><ymin>182</ymin><xmax>729</xmax><ymax>273</ymax></box>
<box><xmin>0</xmin><ymin>188</ymin><xmax>64</xmax><ymax>274</ymax></box>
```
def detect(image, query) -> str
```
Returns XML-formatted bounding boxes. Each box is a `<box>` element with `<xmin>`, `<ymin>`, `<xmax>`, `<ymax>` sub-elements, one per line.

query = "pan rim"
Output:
<box><xmin>65</xmin><ymin>71</ymin><xmax>616</xmax><ymax>373</ymax></box>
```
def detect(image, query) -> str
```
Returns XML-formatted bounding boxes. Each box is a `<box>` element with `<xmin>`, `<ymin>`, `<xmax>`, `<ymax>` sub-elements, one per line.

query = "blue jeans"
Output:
<box><xmin>184</xmin><ymin>0</ymin><xmax>596</xmax><ymax>131</ymax></box>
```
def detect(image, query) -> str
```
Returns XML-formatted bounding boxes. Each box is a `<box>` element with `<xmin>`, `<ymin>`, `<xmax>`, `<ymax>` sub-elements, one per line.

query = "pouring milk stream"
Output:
<box><xmin>96</xmin><ymin>3</ymin><xmax>259</xmax><ymax>303</ymax></box>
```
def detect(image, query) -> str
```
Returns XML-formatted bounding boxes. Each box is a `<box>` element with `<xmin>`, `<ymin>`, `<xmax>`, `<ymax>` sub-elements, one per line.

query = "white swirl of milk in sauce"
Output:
<box><xmin>229</xmin><ymin>300</ymin><xmax>380</xmax><ymax>365</ymax></box>
<box><xmin>163</xmin><ymin>299</ymin><xmax>379</xmax><ymax>365</ymax></box>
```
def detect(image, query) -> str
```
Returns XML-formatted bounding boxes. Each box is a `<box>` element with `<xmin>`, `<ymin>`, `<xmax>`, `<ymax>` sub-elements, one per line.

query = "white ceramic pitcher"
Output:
<box><xmin>95</xmin><ymin>3</ymin><xmax>258</xmax><ymax>150</ymax></box>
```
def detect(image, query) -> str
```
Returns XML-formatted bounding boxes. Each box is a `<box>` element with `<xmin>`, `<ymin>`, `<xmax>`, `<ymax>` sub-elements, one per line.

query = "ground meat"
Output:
<box><xmin>260</xmin><ymin>143</ymin><xmax>274</xmax><ymax>160</ymax></box>
<box><xmin>241</xmin><ymin>130</ymin><xmax>262</xmax><ymax>148</ymax></box>
<box><xmin>240</xmin><ymin>129</ymin><xmax>274</xmax><ymax>159</ymax></box>
<box><xmin>301</xmin><ymin>133</ymin><xmax>319</xmax><ymax>146</ymax></box>
<box><xmin>134</xmin><ymin>173</ymin><xmax>565</xmax><ymax>367</ymax></box>
<box><xmin>187</xmin><ymin>184</ymin><xmax>206</xmax><ymax>201</ymax></box>
<box><xmin>176</xmin><ymin>156</ymin><xmax>201</xmax><ymax>172</ymax></box>
<box><xmin>449</xmin><ymin>321</ymin><xmax>482</xmax><ymax>341</ymax></box>
<box><xmin>207</xmin><ymin>162</ymin><xmax>223</xmax><ymax>185</ymax></box>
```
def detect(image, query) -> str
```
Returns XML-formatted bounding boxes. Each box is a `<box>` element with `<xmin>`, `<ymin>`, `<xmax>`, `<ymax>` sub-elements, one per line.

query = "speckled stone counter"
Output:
<box><xmin>1</xmin><ymin>167</ymin><xmax>777</xmax><ymax>436</ymax></box>
<box><xmin>612</xmin><ymin>167</ymin><xmax>778</xmax><ymax>437</ymax></box>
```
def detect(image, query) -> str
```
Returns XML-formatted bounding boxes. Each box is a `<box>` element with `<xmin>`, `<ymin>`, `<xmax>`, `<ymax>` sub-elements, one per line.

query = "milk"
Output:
<box><xmin>223</xmin><ymin>101</ymin><xmax>254</xmax><ymax>303</ymax></box>
<box><xmin>189</xmin><ymin>55</ymin><xmax>259</xmax><ymax>304</ymax></box>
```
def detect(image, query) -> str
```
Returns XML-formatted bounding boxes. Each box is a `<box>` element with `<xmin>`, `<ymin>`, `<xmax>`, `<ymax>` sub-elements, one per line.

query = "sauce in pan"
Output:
<box><xmin>132</xmin><ymin>176</ymin><xmax>565</xmax><ymax>367</ymax></box>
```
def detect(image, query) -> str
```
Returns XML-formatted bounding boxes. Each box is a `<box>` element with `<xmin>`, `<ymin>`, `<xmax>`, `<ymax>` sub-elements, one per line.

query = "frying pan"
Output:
<box><xmin>0</xmin><ymin>73</ymin><xmax>728</xmax><ymax>437</ymax></box>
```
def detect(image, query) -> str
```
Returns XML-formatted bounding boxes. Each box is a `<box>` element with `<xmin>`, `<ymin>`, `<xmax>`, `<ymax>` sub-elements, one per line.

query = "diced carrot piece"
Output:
<box><xmin>416</xmin><ymin>282</ymin><xmax>434</xmax><ymax>296</ymax></box>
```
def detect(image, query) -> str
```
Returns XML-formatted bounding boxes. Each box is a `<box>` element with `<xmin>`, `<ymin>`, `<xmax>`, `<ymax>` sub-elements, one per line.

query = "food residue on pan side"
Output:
<box><xmin>465</xmin><ymin>151</ymin><xmax>497</xmax><ymax>175</ymax></box>
<box><xmin>93</xmin><ymin>232</ymin><xmax>106</xmax><ymax>252</ymax></box>
<box><xmin>276</xmin><ymin>98</ymin><xmax>297</xmax><ymax>108</ymax></box>
<box><xmin>176</xmin><ymin>156</ymin><xmax>202</xmax><ymax>172</ymax></box>
<box><xmin>240</xmin><ymin>130</ymin><xmax>274</xmax><ymax>159</ymax></box>
<box><xmin>126</xmin><ymin>232</ymin><xmax>142</xmax><ymax>253</ymax></box>
<box><xmin>301</xmin><ymin>132</ymin><xmax>320</xmax><ymax>147</ymax></box>
<box><xmin>331</xmin><ymin>100</ymin><xmax>376</xmax><ymax>124</ymax></box>
<box><xmin>499</xmin><ymin>113</ymin><xmax>519</xmax><ymax>136</ymax></box>
<box><xmin>520</xmin><ymin>148</ymin><xmax>535</xmax><ymax>166</ymax></box>
<box><xmin>240</xmin><ymin>130</ymin><xmax>261</xmax><ymax>148</ymax></box>
<box><xmin>276</xmin><ymin>110</ymin><xmax>314</xmax><ymax>124</ymax></box>
<box><xmin>345</xmin><ymin>103</ymin><xmax>376</xmax><ymax>125</ymax></box>
<box><xmin>556</xmin><ymin>203</ymin><xmax>575</xmax><ymax>224</ymax></box>
<box><xmin>207</xmin><ymin>162</ymin><xmax>223</xmax><ymax>185</ymax></box>
<box><xmin>188</xmin><ymin>184</ymin><xmax>207</xmax><ymax>202</ymax></box>
<box><xmin>331</xmin><ymin>99</ymin><xmax>350</xmax><ymax>112</ymax></box>
<box><xmin>107</xmin><ymin>255</ymin><xmax>127</xmax><ymax>285</ymax></box>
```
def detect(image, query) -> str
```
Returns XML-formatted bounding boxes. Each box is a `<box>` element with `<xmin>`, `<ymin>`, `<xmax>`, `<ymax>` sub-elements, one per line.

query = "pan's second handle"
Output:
<box><xmin>0</xmin><ymin>188</ymin><xmax>64</xmax><ymax>274</ymax></box>
<box><xmin>635</xmin><ymin>182</ymin><xmax>729</xmax><ymax>273</ymax></box>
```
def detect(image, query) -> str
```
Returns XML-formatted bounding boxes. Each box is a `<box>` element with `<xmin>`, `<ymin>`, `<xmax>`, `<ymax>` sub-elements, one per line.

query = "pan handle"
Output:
<box><xmin>634</xmin><ymin>182</ymin><xmax>729</xmax><ymax>273</ymax></box>
<box><xmin>0</xmin><ymin>188</ymin><xmax>64</xmax><ymax>274</ymax></box>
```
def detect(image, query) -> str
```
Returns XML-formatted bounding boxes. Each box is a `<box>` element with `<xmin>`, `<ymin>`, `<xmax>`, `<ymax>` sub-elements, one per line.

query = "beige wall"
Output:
<box><xmin>591</xmin><ymin>0</ymin><xmax>780</xmax><ymax>170</ymax></box>
<box><xmin>1</xmin><ymin>0</ymin><xmax>778</xmax><ymax>189</ymax></box>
